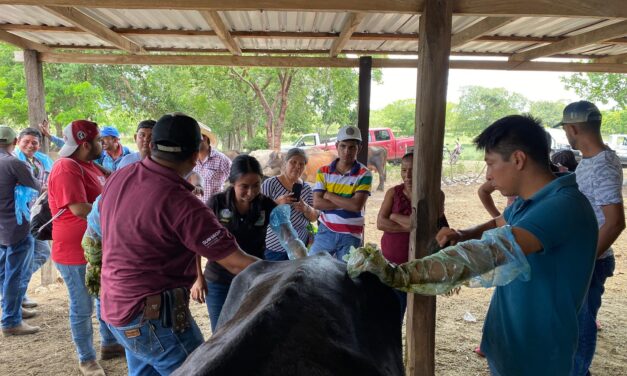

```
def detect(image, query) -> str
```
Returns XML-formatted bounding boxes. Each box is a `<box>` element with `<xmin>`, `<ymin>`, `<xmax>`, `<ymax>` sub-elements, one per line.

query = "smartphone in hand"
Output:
<box><xmin>292</xmin><ymin>183</ymin><xmax>303</xmax><ymax>202</ymax></box>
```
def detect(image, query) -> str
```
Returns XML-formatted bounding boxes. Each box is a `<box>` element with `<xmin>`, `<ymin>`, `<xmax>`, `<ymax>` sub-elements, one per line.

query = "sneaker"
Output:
<box><xmin>2</xmin><ymin>322</ymin><xmax>40</xmax><ymax>336</ymax></box>
<box><xmin>22</xmin><ymin>295</ymin><xmax>38</xmax><ymax>309</ymax></box>
<box><xmin>78</xmin><ymin>360</ymin><xmax>106</xmax><ymax>376</ymax></box>
<box><xmin>474</xmin><ymin>346</ymin><xmax>486</xmax><ymax>358</ymax></box>
<box><xmin>100</xmin><ymin>344</ymin><xmax>126</xmax><ymax>360</ymax></box>
<box><xmin>22</xmin><ymin>307</ymin><xmax>38</xmax><ymax>319</ymax></box>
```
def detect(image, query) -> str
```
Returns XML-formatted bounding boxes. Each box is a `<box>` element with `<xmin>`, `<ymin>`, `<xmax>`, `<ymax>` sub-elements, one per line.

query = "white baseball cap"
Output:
<box><xmin>336</xmin><ymin>125</ymin><xmax>362</xmax><ymax>142</ymax></box>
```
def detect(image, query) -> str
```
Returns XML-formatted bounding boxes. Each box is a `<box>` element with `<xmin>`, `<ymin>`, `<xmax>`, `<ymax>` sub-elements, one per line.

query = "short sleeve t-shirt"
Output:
<box><xmin>99</xmin><ymin>158</ymin><xmax>239</xmax><ymax>326</ymax></box>
<box><xmin>261</xmin><ymin>176</ymin><xmax>313</xmax><ymax>253</ymax></box>
<box><xmin>48</xmin><ymin>158</ymin><xmax>106</xmax><ymax>265</ymax></box>
<box><xmin>575</xmin><ymin>149</ymin><xmax>623</xmax><ymax>258</ymax></box>
<box><xmin>313</xmin><ymin>159</ymin><xmax>372</xmax><ymax>237</ymax></box>
<box><xmin>203</xmin><ymin>188</ymin><xmax>277</xmax><ymax>285</ymax></box>
<box><xmin>481</xmin><ymin>173</ymin><xmax>598</xmax><ymax>376</ymax></box>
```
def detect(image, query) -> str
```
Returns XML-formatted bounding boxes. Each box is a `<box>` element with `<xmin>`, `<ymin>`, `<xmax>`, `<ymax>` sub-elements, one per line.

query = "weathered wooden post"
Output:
<box><xmin>23</xmin><ymin>49</ymin><xmax>56</xmax><ymax>286</ymax></box>
<box><xmin>406</xmin><ymin>1</ymin><xmax>452</xmax><ymax>375</ymax></box>
<box><xmin>357</xmin><ymin>56</ymin><xmax>371</xmax><ymax>166</ymax></box>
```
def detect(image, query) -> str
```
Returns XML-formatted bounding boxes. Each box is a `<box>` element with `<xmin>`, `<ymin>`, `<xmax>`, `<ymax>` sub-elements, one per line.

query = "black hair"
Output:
<box><xmin>577</xmin><ymin>119</ymin><xmax>602</xmax><ymax>134</ymax></box>
<box><xmin>551</xmin><ymin>149</ymin><xmax>578</xmax><ymax>172</ymax></box>
<box><xmin>18</xmin><ymin>127</ymin><xmax>42</xmax><ymax>141</ymax></box>
<box><xmin>474</xmin><ymin>114</ymin><xmax>550</xmax><ymax>167</ymax></box>
<box><xmin>137</xmin><ymin>119</ymin><xmax>156</xmax><ymax>131</ymax></box>
<box><xmin>229</xmin><ymin>155</ymin><xmax>263</xmax><ymax>184</ymax></box>
<box><xmin>151</xmin><ymin>147</ymin><xmax>197</xmax><ymax>162</ymax></box>
<box><xmin>286</xmin><ymin>148</ymin><xmax>308</xmax><ymax>164</ymax></box>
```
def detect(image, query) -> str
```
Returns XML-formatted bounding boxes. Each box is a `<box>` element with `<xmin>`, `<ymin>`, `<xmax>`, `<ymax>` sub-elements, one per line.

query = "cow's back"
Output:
<box><xmin>175</xmin><ymin>253</ymin><xmax>403</xmax><ymax>376</ymax></box>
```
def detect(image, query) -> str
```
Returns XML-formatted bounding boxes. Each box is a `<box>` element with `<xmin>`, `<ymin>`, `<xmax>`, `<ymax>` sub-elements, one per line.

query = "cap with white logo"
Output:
<box><xmin>336</xmin><ymin>125</ymin><xmax>362</xmax><ymax>142</ymax></box>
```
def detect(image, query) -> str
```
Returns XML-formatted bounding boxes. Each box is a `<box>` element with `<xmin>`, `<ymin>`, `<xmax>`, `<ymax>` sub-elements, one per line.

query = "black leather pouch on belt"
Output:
<box><xmin>160</xmin><ymin>288</ymin><xmax>192</xmax><ymax>333</ymax></box>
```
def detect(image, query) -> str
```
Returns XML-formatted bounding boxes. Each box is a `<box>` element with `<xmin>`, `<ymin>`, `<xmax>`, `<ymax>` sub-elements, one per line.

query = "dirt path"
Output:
<box><xmin>1</xmin><ymin>182</ymin><xmax>625</xmax><ymax>375</ymax></box>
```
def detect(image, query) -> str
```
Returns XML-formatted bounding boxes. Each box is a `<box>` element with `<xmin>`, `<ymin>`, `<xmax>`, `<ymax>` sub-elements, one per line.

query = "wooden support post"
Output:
<box><xmin>406</xmin><ymin>1</ymin><xmax>452</xmax><ymax>376</ymax></box>
<box><xmin>357</xmin><ymin>56</ymin><xmax>371</xmax><ymax>166</ymax></box>
<box><xmin>24</xmin><ymin>49</ymin><xmax>56</xmax><ymax>286</ymax></box>
<box><xmin>23</xmin><ymin>49</ymin><xmax>49</xmax><ymax>154</ymax></box>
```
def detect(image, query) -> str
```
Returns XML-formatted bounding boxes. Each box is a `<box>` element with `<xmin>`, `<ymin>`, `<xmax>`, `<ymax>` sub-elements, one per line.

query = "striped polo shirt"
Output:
<box><xmin>314</xmin><ymin>159</ymin><xmax>372</xmax><ymax>237</ymax></box>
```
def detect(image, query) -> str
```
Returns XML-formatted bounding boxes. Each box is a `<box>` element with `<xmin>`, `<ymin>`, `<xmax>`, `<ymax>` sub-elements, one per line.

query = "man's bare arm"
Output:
<box><xmin>597</xmin><ymin>203</ymin><xmax>626</xmax><ymax>257</ymax></box>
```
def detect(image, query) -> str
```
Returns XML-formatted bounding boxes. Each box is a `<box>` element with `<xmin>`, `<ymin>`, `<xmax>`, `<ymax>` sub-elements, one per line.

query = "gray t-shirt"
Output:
<box><xmin>575</xmin><ymin>149</ymin><xmax>623</xmax><ymax>258</ymax></box>
<box><xmin>0</xmin><ymin>149</ymin><xmax>41</xmax><ymax>246</ymax></box>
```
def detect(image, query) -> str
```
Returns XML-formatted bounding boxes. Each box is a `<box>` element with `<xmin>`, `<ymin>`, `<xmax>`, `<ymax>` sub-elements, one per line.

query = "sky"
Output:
<box><xmin>370</xmin><ymin>68</ymin><xmax>583</xmax><ymax>110</ymax></box>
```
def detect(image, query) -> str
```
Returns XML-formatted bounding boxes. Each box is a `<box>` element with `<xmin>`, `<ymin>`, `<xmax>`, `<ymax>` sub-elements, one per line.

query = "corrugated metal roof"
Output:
<box><xmin>0</xmin><ymin>4</ymin><xmax>625</xmax><ymax>61</ymax></box>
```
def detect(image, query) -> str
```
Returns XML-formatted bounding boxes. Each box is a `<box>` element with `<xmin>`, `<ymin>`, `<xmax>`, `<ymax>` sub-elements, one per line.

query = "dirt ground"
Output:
<box><xmin>1</xmin><ymin>178</ymin><xmax>626</xmax><ymax>376</ymax></box>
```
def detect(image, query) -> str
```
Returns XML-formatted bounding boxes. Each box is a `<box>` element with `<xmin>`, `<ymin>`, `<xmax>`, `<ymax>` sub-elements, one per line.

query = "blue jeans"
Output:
<box><xmin>0</xmin><ymin>235</ymin><xmax>34</xmax><ymax>328</ymax></box>
<box><xmin>106</xmin><ymin>312</ymin><xmax>204</xmax><ymax>376</ymax></box>
<box><xmin>264</xmin><ymin>249</ymin><xmax>289</xmax><ymax>261</ymax></box>
<box><xmin>55</xmin><ymin>263</ymin><xmax>119</xmax><ymax>362</ymax></box>
<box><xmin>205</xmin><ymin>280</ymin><xmax>230</xmax><ymax>333</ymax></box>
<box><xmin>309</xmin><ymin>223</ymin><xmax>362</xmax><ymax>262</ymax></box>
<box><xmin>571</xmin><ymin>255</ymin><xmax>616</xmax><ymax>376</ymax></box>
<box><xmin>20</xmin><ymin>239</ymin><xmax>50</xmax><ymax>293</ymax></box>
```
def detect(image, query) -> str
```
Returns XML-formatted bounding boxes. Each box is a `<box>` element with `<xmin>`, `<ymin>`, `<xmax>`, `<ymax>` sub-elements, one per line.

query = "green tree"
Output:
<box><xmin>454</xmin><ymin>86</ymin><xmax>528</xmax><ymax>134</ymax></box>
<box><xmin>529</xmin><ymin>100</ymin><xmax>566</xmax><ymax>127</ymax></box>
<box><xmin>561</xmin><ymin>73</ymin><xmax>627</xmax><ymax>109</ymax></box>
<box><xmin>370</xmin><ymin>99</ymin><xmax>415</xmax><ymax>136</ymax></box>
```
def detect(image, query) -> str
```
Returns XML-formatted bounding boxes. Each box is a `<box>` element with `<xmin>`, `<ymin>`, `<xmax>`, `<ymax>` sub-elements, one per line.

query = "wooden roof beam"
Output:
<box><xmin>199</xmin><ymin>10</ymin><xmax>241</xmax><ymax>56</ymax></box>
<box><xmin>509</xmin><ymin>20</ymin><xmax>627</xmax><ymax>62</ymax></box>
<box><xmin>42</xmin><ymin>6</ymin><xmax>145</xmax><ymax>53</ymax></box>
<box><xmin>329</xmin><ymin>12</ymin><xmax>367</xmax><ymax>57</ymax></box>
<box><xmin>451</xmin><ymin>16</ymin><xmax>516</xmax><ymax>48</ymax></box>
<box><xmin>3</xmin><ymin>0</ymin><xmax>627</xmax><ymax>18</ymax></box>
<box><xmin>26</xmin><ymin>52</ymin><xmax>627</xmax><ymax>73</ymax></box>
<box><xmin>0</xmin><ymin>30</ymin><xmax>51</xmax><ymax>52</ymax></box>
<box><xmin>596</xmin><ymin>52</ymin><xmax>627</xmax><ymax>64</ymax></box>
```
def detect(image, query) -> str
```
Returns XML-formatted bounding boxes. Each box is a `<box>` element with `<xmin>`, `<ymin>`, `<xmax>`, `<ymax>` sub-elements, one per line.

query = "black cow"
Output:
<box><xmin>174</xmin><ymin>254</ymin><xmax>403</xmax><ymax>376</ymax></box>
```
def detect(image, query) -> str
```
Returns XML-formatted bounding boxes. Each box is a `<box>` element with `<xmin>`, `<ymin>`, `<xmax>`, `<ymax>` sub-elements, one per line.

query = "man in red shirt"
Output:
<box><xmin>99</xmin><ymin>113</ymin><xmax>258</xmax><ymax>375</ymax></box>
<box><xmin>48</xmin><ymin>120</ymin><xmax>123</xmax><ymax>376</ymax></box>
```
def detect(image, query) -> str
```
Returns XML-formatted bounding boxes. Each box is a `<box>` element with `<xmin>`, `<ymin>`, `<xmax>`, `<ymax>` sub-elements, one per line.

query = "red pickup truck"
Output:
<box><xmin>285</xmin><ymin>127</ymin><xmax>414</xmax><ymax>162</ymax></box>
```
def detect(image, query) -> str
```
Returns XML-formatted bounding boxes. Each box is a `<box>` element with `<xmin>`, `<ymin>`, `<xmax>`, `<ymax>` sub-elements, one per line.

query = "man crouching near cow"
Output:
<box><xmin>98</xmin><ymin>113</ymin><xmax>258</xmax><ymax>375</ymax></box>
<box><xmin>310</xmin><ymin>125</ymin><xmax>372</xmax><ymax>261</ymax></box>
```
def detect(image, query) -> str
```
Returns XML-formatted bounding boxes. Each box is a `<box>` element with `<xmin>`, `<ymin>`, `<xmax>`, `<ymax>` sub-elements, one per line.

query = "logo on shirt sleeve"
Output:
<box><xmin>202</xmin><ymin>230</ymin><xmax>223</xmax><ymax>247</ymax></box>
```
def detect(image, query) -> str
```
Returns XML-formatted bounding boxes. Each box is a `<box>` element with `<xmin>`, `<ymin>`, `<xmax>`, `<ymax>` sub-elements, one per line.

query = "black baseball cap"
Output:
<box><xmin>553</xmin><ymin>100</ymin><xmax>602</xmax><ymax>127</ymax></box>
<box><xmin>152</xmin><ymin>113</ymin><xmax>202</xmax><ymax>153</ymax></box>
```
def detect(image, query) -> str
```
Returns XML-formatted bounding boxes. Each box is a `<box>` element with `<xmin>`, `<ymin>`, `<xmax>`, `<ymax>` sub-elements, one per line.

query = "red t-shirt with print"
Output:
<box><xmin>48</xmin><ymin>158</ymin><xmax>106</xmax><ymax>265</ymax></box>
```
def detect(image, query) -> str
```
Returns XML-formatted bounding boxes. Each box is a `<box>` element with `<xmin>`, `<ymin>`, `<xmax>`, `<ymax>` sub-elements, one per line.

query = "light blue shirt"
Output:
<box><xmin>117</xmin><ymin>152</ymin><xmax>142</xmax><ymax>170</ymax></box>
<box><xmin>482</xmin><ymin>173</ymin><xmax>598</xmax><ymax>376</ymax></box>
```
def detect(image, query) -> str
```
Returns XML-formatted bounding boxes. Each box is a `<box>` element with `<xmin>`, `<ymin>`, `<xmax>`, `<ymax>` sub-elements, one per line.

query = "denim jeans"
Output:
<box><xmin>107</xmin><ymin>311</ymin><xmax>204</xmax><ymax>376</ymax></box>
<box><xmin>571</xmin><ymin>255</ymin><xmax>616</xmax><ymax>376</ymax></box>
<box><xmin>309</xmin><ymin>223</ymin><xmax>362</xmax><ymax>262</ymax></box>
<box><xmin>0</xmin><ymin>235</ymin><xmax>34</xmax><ymax>328</ymax></box>
<box><xmin>264</xmin><ymin>249</ymin><xmax>289</xmax><ymax>261</ymax></box>
<box><xmin>55</xmin><ymin>263</ymin><xmax>119</xmax><ymax>362</ymax></box>
<box><xmin>20</xmin><ymin>239</ymin><xmax>50</xmax><ymax>293</ymax></box>
<box><xmin>205</xmin><ymin>280</ymin><xmax>231</xmax><ymax>333</ymax></box>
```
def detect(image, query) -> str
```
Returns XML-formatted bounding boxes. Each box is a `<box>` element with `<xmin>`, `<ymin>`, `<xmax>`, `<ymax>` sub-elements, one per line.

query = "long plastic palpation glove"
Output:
<box><xmin>345</xmin><ymin>226</ymin><xmax>530</xmax><ymax>295</ymax></box>
<box><xmin>269</xmin><ymin>204</ymin><xmax>308</xmax><ymax>260</ymax></box>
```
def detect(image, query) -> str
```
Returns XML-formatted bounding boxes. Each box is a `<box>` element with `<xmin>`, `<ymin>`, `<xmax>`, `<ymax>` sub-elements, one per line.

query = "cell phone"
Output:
<box><xmin>292</xmin><ymin>183</ymin><xmax>303</xmax><ymax>202</ymax></box>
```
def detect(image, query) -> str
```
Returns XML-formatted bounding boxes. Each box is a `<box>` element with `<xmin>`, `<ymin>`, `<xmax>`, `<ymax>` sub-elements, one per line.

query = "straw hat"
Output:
<box><xmin>197</xmin><ymin>121</ymin><xmax>218</xmax><ymax>147</ymax></box>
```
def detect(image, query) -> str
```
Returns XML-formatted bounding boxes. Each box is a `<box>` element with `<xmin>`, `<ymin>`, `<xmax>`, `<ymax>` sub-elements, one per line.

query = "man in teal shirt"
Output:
<box><xmin>348</xmin><ymin>115</ymin><xmax>598</xmax><ymax>375</ymax></box>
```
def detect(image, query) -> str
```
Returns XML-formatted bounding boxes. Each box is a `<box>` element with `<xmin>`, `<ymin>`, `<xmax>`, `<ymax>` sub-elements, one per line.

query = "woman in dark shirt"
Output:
<box><xmin>192</xmin><ymin>155</ymin><xmax>276</xmax><ymax>332</ymax></box>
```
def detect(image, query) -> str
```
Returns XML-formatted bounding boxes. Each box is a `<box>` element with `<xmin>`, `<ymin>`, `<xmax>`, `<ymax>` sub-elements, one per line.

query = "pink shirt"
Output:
<box><xmin>99</xmin><ymin>158</ymin><xmax>238</xmax><ymax>326</ymax></box>
<box><xmin>193</xmin><ymin>148</ymin><xmax>232</xmax><ymax>203</ymax></box>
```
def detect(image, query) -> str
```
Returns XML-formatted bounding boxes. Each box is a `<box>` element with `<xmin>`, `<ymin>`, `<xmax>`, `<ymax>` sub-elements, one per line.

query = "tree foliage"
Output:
<box><xmin>561</xmin><ymin>73</ymin><xmax>627</xmax><ymax>109</ymax></box>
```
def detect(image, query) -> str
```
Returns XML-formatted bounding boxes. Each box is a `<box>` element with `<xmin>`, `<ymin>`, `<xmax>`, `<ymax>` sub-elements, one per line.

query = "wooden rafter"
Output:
<box><xmin>1</xmin><ymin>23</ymin><xmax>627</xmax><ymax>46</ymax></box>
<box><xmin>596</xmin><ymin>52</ymin><xmax>627</xmax><ymax>64</ymax></box>
<box><xmin>42</xmin><ymin>6</ymin><xmax>145</xmax><ymax>53</ymax></box>
<box><xmin>329</xmin><ymin>12</ymin><xmax>366</xmax><ymax>57</ymax></box>
<box><xmin>0</xmin><ymin>30</ymin><xmax>51</xmax><ymax>52</ymax></box>
<box><xmin>451</xmin><ymin>16</ymin><xmax>516</xmax><ymax>47</ymax></box>
<box><xmin>509</xmin><ymin>20</ymin><xmax>627</xmax><ymax>62</ymax></box>
<box><xmin>198</xmin><ymin>10</ymin><xmax>241</xmax><ymax>55</ymax></box>
<box><xmin>2</xmin><ymin>0</ymin><xmax>627</xmax><ymax>18</ymax></box>
<box><xmin>16</xmin><ymin>52</ymin><xmax>627</xmax><ymax>72</ymax></box>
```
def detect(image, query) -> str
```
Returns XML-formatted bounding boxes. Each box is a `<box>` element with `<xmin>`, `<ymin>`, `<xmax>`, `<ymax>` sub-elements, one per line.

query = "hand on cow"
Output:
<box><xmin>436</xmin><ymin>227</ymin><xmax>462</xmax><ymax>247</ymax></box>
<box><xmin>191</xmin><ymin>277</ymin><xmax>207</xmax><ymax>304</ymax></box>
<box><xmin>276</xmin><ymin>193</ymin><xmax>296</xmax><ymax>205</ymax></box>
